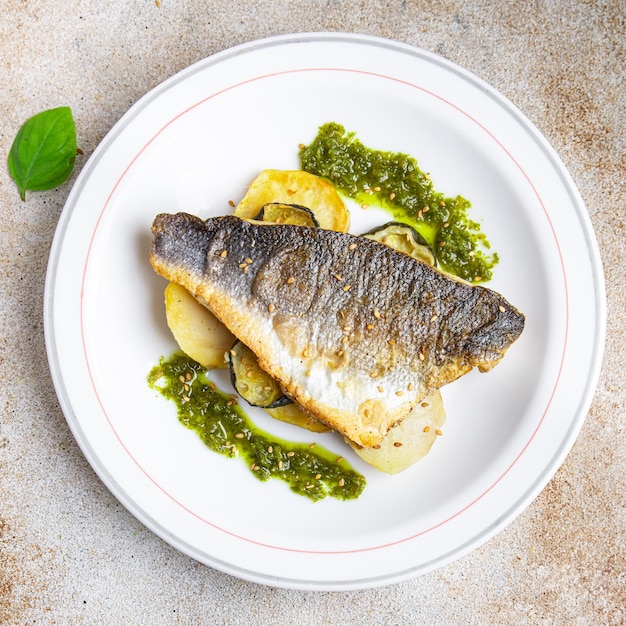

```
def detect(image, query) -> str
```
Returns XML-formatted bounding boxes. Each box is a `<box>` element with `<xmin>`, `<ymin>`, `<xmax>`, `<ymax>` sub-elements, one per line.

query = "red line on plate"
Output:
<box><xmin>80</xmin><ymin>66</ymin><xmax>569</xmax><ymax>555</ymax></box>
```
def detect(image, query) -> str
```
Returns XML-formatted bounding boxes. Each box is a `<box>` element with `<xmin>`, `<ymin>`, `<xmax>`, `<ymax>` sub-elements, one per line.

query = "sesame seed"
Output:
<box><xmin>305</xmin><ymin>484</ymin><xmax>314</xmax><ymax>489</ymax></box>
<box><xmin>334</xmin><ymin>273</ymin><xmax>343</xmax><ymax>281</ymax></box>
<box><xmin>341</xmin><ymin>336</ymin><xmax>349</xmax><ymax>344</ymax></box>
<box><xmin>278</xmin><ymin>460</ymin><xmax>283</xmax><ymax>469</ymax></box>
<box><xmin>348</xmin><ymin>243</ymin><xmax>358</xmax><ymax>250</ymax></box>
<box><xmin>418</xmin><ymin>210</ymin><xmax>423</xmax><ymax>219</ymax></box>
<box><xmin>185</xmin><ymin>372</ymin><xmax>192</xmax><ymax>381</ymax></box>
<box><xmin>228</xmin><ymin>199</ymin><xmax>235</xmax><ymax>207</ymax></box>
<box><xmin>367</xmin><ymin>323</ymin><xmax>374</xmax><ymax>330</ymax></box>
<box><xmin>370</xmin><ymin>371</ymin><xmax>379</xmax><ymax>378</ymax></box>
<box><xmin>220</xmin><ymin>249</ymin><xmax>228</xmax><ymax>258</ymax></box>
<box><xmin>238</xmin><ymin>263</ymin><xmax>247</xmax><ymax>269</ymax></box>
<box><xmin>287</xmin><ymin>276</ymin><xmax>295</xmax><ymax>284</ymax></box>
<box><xmin>287</xmin><ymin>451</ymin><xmax>295</xmax><ymax>457</ymax></box>
<box><xmin>372</xmin><ymin>444</ymin><xmax>381</xmax><ymax>450</ymax></box>
<box><xmin>298</xmin><ymin>143</ymin><xmax>305</xmax><ymax>149</ymax></box>
<box><xmin>419</xmin><ymin>352</ymin><xmax>425</xmax><ymax>361</ymax></box>
<box><xmin>336</xmin><ymin>456</ymin><xmax>343</xmax><ymax>463</ymax></box>
<box><xmin>373</xmin><ymin>309</ymin><xmax>381</xmax><ymax>319</ymax></box>
<box><xmin>373</xmin><ymin>186</ymin><xmax>381</xmax><ymax>192</ymax></box>
<box><xmin>388</xmin><ymin>339</ymin><xmax>396</xmax><ymax>346</ymax></box>
<box><xmin>424</xmin><ymin>173</ymin><xmax>431</xmax><ymax>180</ymax></box>
<box><xmin>499</xmin><ymin>305</ymin><xmax>506</xmax><ymax>313</ymax></box>
<box><xmin>267</xmin><ymin>446</ymin><xmax>273</xmax><ymax>453</ymax></box>
<box><xmin>408</xmin><ymin>382</ymin><xmax>414</xmax><ymax>391</ymax></box>
<box><xmin>178</xmin><ymin>375</ymin><xmax>185</xmax><ymax>384</ymax></box>
<box><xmin>393</xmin><ymin>442</ymin><xmax>403</xmax><ymax>447</ymax></box>
<box><xmin>315</xmin><ymin>473</ymin><xmax>322</xmax><ymax>480</ymax></box>
<box><xmin>338</xmin><ymin>478</ymin><xmax>345</xmax><ymax>487</ymax></box>
<box><xmin>343</xmin><ymin>284</ymin><xmax>352</xmax><ymax>292</ymax></box>
<box><xmin>396</xmin><ymin>390</ymin><xmax>404</xmax><ymax>396</ymax></box>
<box><xmin>235</xmin><ymin>433</ymin><xmax>244</xmax><ymax>439</ymax></box>
<box><xmin>435</xmin><ymin>429</ymin><xmax>443</xmax><ymax>436</ymax></box>
<box><xmin>423</xmin><ymin>425</ymin><xmax>431</xmax><ymax>433</ymax></box>
<box><xmin>268</xmin><ymin>303</ymin><xmax>276</xmax><ymax>313</ymax></box>
<box><xmin>439</xmin><ymin>241</ymin><xmax>446</xmax><ymax>247</ymax></box>
<box><xmin>430</xmin><ymin>314</ymin><xmax>438</xmax><ymax>322</ymax></box>
<box><xmin>377</xmin><ymin>385</ymin><xmax>384</xmax><ymax>393</ymax></box>
<box><xmin>389</xmin><ymin>192</ymin><xmax>396</xmax><ymax>200</ymax></box>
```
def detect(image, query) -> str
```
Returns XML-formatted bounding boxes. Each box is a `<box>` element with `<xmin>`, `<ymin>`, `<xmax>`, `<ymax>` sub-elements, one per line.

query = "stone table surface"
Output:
<box><xmin>0</xmin><ymin>1</ymin><xmax>624</xmax><ymax>624</ymax></box>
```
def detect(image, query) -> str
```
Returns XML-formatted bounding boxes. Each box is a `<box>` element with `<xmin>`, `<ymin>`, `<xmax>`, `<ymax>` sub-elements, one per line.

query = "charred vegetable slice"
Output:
<box><xmin>362</xmin><ymin>221</ymin><xmax>436</xmax><ymax>267</ymax></box>
<box><xmin>228</xmin><ymin>340</ymin><xmax>291</xmax><ymax>409</ymax></box>
<box><xmin>254</xmin><ymin>202</ymin><xmax>320</xmax><ymax>227</ymax></box>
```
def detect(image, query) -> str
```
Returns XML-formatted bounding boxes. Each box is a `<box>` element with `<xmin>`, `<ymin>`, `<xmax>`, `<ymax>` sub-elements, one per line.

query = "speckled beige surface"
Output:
<box><xmin>0</xmin><ymin>1</ymin><xmax>624</xmax><ymax>624</ymax></box>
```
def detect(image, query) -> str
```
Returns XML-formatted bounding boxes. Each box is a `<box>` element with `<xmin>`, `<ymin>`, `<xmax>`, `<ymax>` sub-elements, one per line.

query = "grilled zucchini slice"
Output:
<box><xmin>228</xmin><ymin>340</ymin><xmax>291</xmax><ymax>409</ymax></box>
<box><xmin>254</xmin><ymin>202</ymin><xmax>319</xmax><ymax>227</ymax></box>
<box><xmin>228</xmin><ymin>340</ymin><xmax>329</xmax><ymax>431</ymax></box>
<box><xmin>362</xmin><ymin>222</ymin><xmax>436</xmax><ymax>267</ymax></box>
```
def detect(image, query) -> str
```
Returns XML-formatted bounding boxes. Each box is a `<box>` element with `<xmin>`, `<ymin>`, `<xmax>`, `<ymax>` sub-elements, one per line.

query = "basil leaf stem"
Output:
<box><xmin>8</xmin><ymin>106</ymin><xmax>77</xmax><ymax>201</ymax></box>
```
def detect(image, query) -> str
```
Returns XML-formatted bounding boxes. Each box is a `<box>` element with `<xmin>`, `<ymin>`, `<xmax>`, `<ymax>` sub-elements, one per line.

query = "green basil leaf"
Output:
<box><xmin>8</xmin><ymin>106</ymin><xmax>77</xmax><ymax>201</ymax></box>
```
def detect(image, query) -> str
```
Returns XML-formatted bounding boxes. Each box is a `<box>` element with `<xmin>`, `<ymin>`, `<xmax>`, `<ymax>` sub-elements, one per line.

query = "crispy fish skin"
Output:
<box><xmin>150</xmin><ymin>213</ymin><xmax>525</xmax><ymax>447</ymax></box>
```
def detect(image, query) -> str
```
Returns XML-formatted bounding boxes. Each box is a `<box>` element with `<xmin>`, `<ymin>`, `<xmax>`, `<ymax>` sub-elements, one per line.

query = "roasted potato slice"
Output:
<box><xmin>164</xmin><ymin>282</ymin><xmax>235</xmax><ymax>369</ymax></box>
<box><xmin>265</xmin><ymin>402</ymin><xmax>330</xmax><ymax>434</ymax></box>
<box><xmin>235</xmin><ymin>169</ymin><xmax>350</xmax><ymax>232</ymax></box>
<box><xmin>346</xmin><ymin>391</ymin><xmax>446</xmax><ymax>474</ymax></box>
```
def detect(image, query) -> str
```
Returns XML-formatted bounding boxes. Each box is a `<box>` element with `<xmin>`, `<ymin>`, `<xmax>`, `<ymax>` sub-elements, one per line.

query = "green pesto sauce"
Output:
<box><xmin>300</xmin><ymin>122</ymin><xmax>499</xmax><ymax>282</ymax></box>
<box><xmin>147</xmin><ymin>352</ymin><xmax>366</xmax><ymax>502</ymax></box>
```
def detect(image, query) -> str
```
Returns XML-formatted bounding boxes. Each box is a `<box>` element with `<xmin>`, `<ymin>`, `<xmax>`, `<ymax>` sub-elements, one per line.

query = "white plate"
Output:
<box><xmin>44</xmin><ymin>33</ymin><xmax>605</xmax><ymax>590</ymax></box>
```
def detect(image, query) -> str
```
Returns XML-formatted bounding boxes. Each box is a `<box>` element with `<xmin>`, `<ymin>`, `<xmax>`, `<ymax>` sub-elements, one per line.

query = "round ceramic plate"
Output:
<box><xmin>44</xmin><ymin>33</ymin><xmax>605</xmax><ymax>590</ymax></box>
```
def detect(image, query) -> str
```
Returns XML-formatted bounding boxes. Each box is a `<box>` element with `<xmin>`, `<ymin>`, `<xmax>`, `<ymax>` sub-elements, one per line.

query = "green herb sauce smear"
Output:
<box><xmin>148</xmin><ymin>352</ymin><xmax>366</xmax><ymax>502</ymax></box>
<box><xmin>300</xmin><ymin>122</ymin><xmax>499</xmax><ymax>282</ymax></box>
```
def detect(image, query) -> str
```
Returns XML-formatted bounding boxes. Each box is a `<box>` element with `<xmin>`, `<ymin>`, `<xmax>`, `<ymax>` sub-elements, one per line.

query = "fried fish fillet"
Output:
<box><xmin>150</xmin><ymin>213</ymin><xmax>524</xmax><ymax>447</ymax></box>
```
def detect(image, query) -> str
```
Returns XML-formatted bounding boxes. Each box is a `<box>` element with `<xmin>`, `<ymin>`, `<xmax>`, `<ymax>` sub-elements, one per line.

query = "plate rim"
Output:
<box><xmin>43</xmin><ymin>31</ymin><xmax>607</xmax><ymax>590</ymax></box>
